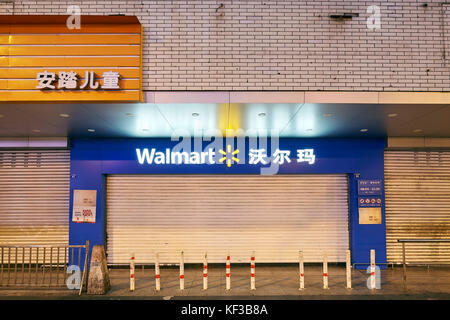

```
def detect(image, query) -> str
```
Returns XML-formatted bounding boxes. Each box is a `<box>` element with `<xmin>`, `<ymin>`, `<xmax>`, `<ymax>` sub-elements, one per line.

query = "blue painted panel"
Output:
<box><xmin>69</xmin><ymin>137</ymin><xmax>387</xmax><ymax>268</ymax></box>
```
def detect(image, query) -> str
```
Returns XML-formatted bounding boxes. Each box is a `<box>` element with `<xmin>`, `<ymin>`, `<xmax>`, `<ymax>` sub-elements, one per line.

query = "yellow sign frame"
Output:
<box><xmin>0</xmin><ymin>15</ymin><xmax>143</xmax><ymax>102</ymax></box>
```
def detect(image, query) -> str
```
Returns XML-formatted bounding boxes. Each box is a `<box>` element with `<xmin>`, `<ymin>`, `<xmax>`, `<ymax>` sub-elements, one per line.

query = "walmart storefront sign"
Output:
<box><xmin>136</xmin><ymin>147</ymin><xmax>316</xmax><ymax>166</ymax></box>
<box><xmin>137</xmin><ymin>148</ymin><xmax>216</xmax><ymax>165</ymax></box>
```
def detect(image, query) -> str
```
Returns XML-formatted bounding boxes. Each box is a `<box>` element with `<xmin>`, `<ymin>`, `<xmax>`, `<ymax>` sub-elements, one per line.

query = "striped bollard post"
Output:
<box><xmin>225</xmin><ymin>253</ymin><xmax>231</xmax><ymax>291</ymax></box>
<box><xmin>203</xmin><ymin>252</ymin><xmax>208</xmax><ymax>290</ymax></box>
<box><xmin>323</xmin><ymin>253</ymin><xmax>329</xmax><ymax>289</ymax></box>
<box><xmin>299</xmin><ymin>250</ymin><xmax>304</xmax><ymax>290</ymax></box>
<box><xmin>370</xmin><ymin>249</ymin><xmax>376</xmax><ymax>290</ymax></box>
<box><xmin>180</xmin><ymin>251</ymin><xmax>185</xmax><ymax>290</ymax></box>
<box><xmin>155</xmin><ymin>252</ymin><xmax>161</xmax><ymax>291</ymax></box>
<box><xmin>346</xmin><ymin>250</ymin><xmax>352</xmax><ymax>289</ymax></box>
<box><xmin>250</xmin><ymin>252</ymin><xmax>256</xmax><ymax>290</ymax></box>
<box><xmin>130</xmin><ymin>252</ymin><xmax>135</xmax><ymax>292</ymax></box>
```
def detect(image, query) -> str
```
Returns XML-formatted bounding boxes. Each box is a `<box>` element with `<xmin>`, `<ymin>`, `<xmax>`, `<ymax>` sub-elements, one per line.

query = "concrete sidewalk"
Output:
<box><xmin>0</xmin><ymin>265</ymin><xmax>449</xmax><ymax>299</ymax></box>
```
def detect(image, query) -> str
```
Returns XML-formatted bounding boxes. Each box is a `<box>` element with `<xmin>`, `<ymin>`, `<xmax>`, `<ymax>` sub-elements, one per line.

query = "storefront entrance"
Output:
<box><xmin>0</xmin><ymin>150</ymin><xmax>70</xmax><ymax>248</ymax></box>
<box><xmin>385</xmin><ymin>150</ymin><xmax>450</xmax><ymax>264</ymax></box>
<box><xmin>105</xmin><ymin>174</ymin><xmax>349</xmax><ymax>264</ymax></box>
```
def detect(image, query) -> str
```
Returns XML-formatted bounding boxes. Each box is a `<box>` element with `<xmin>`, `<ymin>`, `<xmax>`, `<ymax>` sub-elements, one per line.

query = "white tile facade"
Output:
<box><xmin>1</xmin><ymin>0</ymin><xmax>449</xmax><ymax>91</ymax></box>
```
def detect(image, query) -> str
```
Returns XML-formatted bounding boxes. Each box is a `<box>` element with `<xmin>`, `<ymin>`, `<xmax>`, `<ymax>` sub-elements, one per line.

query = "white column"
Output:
<box><xmin>346</xmin><ymin>250</ymin><xmax>352</xmax><ymax>289</ymax></box>
<box><xmin>323</xmin><ymin>252</ymin><xmax>329</xmax><ymax>289</ymax></box>
<box><xmin>299</xmin><ymin>250</ymin><xmax>305</xmax><ymax>290</ymax></box>
<box><xmin>130</xmin><ymin>252</ymin><xmax>135</xmax><ymax>292</ymax></box>
<box><xmin>370</xmin><ymin>249</ymin><xmax>376</xmax><ymax>290</ymax></box>
<box><xmin>155</xmin><ymin>252</ymin><xmax>160</xmax><ymax>291</ymax></box>
<box><xmin>225</xmin><ymin>253</ymin><xmax>231</xmax><ymax>291</ymax></box>
<box><xmin>250</xmin><ymin>251</ymin><xmax>256</xmax><ymax>290</ymax></box>
<box><xmin>179</xmin><ymin>251</ymin><xmax>185</xmax><ymax>290</ymax></box>
<box><xmin>203</xmin><ymin>252</ymin><xmax>208</xmax><ymax>290</ymax></box>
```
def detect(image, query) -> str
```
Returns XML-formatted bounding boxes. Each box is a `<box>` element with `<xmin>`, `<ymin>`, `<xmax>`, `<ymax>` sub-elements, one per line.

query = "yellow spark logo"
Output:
<box><xmin>219</xmin><ymin>145</ymin><xmax>240</xmax><ymax>167</ymax></box>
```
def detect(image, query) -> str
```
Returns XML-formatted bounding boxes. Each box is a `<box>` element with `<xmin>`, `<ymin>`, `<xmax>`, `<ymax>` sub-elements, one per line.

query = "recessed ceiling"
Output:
<box><xmin>0</xmin><ymin>102</ymin><xmax>449</xmax><ymax>138</ymax></box>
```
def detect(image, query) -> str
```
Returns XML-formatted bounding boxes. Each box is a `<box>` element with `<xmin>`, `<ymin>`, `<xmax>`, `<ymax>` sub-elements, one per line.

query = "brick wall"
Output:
<box><xmin>1</xmin><ymin>0</ymin><xmax>449</xmax><ymax>91</ymax></box>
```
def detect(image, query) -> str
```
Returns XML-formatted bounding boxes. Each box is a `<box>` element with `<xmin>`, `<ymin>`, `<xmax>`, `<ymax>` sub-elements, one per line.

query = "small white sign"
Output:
<box><xmin>72</xmin><ymin>189</ymin><xmax>97</xmax><ymax>223</ymax></box>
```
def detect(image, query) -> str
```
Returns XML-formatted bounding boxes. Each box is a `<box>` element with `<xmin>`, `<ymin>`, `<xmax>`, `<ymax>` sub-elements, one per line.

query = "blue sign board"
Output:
<box><xmin>69</xmin><ymin>137</ymin><xmax>387</xmax><ymax>269</ymax></box>
<box><xmin>358</xmin><ymin>179</ymin><xmax>382</xmax><ymax>195</ymax></box>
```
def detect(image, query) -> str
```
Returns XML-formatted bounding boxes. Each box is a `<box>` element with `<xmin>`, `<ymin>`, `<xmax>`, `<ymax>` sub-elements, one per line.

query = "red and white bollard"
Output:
<box><xmin>299</xmin><ymin>250</ymin><xmax>304</xmax><ymax>290</ymax></box>
<box><xmin>323</xmin><ymin>252</ymin><xmax>329</xmax><ymax>289</ymax></box>
<box><xmin>250</xmin><ymin>251</ymin><xmax>256</xmax><ymax>290</ymax></box>
<box><xmin>370</xmin><ymin>249</ymin><xmax>376</xmax><ymax>290</ymax></box>
<box><xmin>130</xmin><ymin>252</ymin><xmax>135</xmax><ymax>292</ymax></box>
<box><xmin>346</xmin><ymin>250</ymin><xmax>352</xmax><ymax>289</ymax></box>
<box><xmin>155</xmin><ymin>252</ymin><xmax>161</xmax><ymax>291</ymax></box>
<box><xmin>203</xmin><ymin>252</ymin><xmax>208</xmax><ymax>290</ymax></box>
<box><xmin>225</xmin><ymin>253</ymin><xmax>231</xmax><ymax>291</ymax></box>
<box><xmin>179</xmin><ymin>251</ymin><xmax>185</xmax><ymax>290</ymax></box>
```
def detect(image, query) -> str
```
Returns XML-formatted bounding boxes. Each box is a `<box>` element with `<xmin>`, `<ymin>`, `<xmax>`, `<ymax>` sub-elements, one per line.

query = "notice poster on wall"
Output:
<box><xmin>359</xmin><ymin>207</ymin><xmax>382</xmax><ymax>224</ymax></box>
<box><xmin>72</xmin><ymin>190</ymin><xmax>97</xmax><ymax>223</ymax></box>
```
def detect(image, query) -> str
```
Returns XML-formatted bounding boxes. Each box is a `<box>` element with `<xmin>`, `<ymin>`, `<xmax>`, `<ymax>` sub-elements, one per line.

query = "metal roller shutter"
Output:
<box><xmin>385</xmin><ymin>151</ymin><xmax>450</xmax><ymax>264</ymax></box>
<box><xmin>106</xmin><ymin>174</ymin><xmax>349</xmax><ymax>265</ymax></box>
<box><xmin>0</xmin><ymin>150</ymin><xmax>70</xmax><ymax>250</ymax></box>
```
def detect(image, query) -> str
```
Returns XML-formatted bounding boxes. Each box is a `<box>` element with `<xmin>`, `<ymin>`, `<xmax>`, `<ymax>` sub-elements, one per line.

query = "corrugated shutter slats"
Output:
<box><xmin>106</xmin><ymin>174</ymin><xmax>349</xmax><ymax>265</ymax></box>
<box><xmin>385</xmin><ymin>151</ymin><xmax>450</xmax><ymax>264</ymax></box>
<box><xmin>0</xmin><ymin>150</ymin><xmax>70</xmax><ymax>248</ymax></box>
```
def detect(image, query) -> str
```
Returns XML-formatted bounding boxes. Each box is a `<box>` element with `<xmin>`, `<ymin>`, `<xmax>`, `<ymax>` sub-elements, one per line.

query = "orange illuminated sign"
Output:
<box><xmin>0</xmin><ymin>15</ymin><xmax>143</xmax><ymax>102</ymax></box>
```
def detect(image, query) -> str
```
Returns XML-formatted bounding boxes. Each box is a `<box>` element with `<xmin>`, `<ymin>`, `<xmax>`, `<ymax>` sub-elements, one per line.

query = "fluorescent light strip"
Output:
<box><xmin>0</xmin><ymin>137</ymin><xmax>68</xmax><ymax>148</ymax></box>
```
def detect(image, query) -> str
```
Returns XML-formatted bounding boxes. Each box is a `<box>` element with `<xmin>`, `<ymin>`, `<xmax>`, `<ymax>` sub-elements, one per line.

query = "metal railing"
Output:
<box><xmin>397</xmin><ymin>239</ymin><xmax>450</xmax><ymax>290</ymax></box>
<box><xmin>0</xmin><ymin>241</ymin><xmax>89</xmax><ymax>295</ymax></box>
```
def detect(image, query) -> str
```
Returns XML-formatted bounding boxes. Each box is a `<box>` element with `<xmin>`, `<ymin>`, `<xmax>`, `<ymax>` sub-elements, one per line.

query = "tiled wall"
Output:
<box><xmin>1</xmin><ymin>0</ymin><xmax>449</xmax><ymax>91</ymax></box>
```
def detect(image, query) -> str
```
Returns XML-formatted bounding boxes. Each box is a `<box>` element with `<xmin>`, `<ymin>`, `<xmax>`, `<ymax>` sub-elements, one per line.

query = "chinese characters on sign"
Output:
<box><xmin>359</xmin><ymin>208</ymin><xmax>382</xmax><ymax>224</ymax></box>
<box><xmin>358</xmin><ymin>179</ymin><xmax>382</xmax><ymax>195</ymax></box>
<box><xmin>249</xmin><ymin>148</ymin><xmax>315</xmax><ymax>165</ymax></box>
<box><xmin>357</xmin><ymin>179</ymin><xmax>383</xmax><ymax>225</ymax></box>
<box><xmin>136</xmin><ymin>147</ymin><xmax>316</xmax><ymax>166</ymax></box>
<box><xmin>36</xmin><ymin>70</ymin><xmax>120</xmax><ymax>90</ymax></box>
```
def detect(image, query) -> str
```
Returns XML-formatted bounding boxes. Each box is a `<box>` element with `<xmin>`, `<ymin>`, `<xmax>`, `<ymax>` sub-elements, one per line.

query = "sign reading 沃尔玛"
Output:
<box><xmin>72</xmin><ymin>190</ymin><xmax>97</xmax><ymax>223</ymax></box>
<box><xmin>358</xmin><ymin>179</ymin><xmax>382</xmax><ymax>195</ymax></box>
<box><xmin>0</xmin><ymin>15</ymin><xmax>142</xmax><ymax>102</ymax></box>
